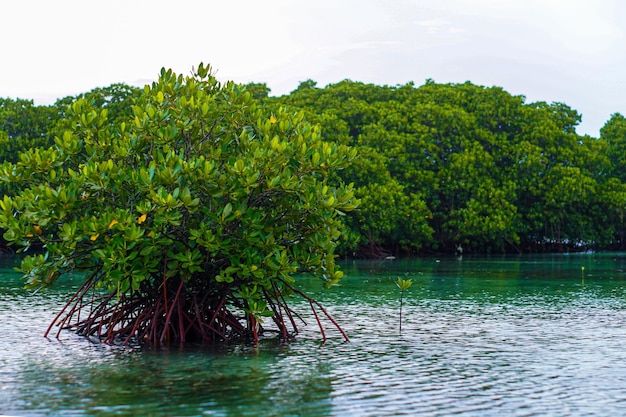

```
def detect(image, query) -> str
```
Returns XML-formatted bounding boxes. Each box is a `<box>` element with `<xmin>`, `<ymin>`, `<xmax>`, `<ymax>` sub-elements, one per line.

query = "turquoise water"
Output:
<box><xmin>2</xmin><ymin>253</ymin><xmax>626</xmax><ymax>416</ymax></box>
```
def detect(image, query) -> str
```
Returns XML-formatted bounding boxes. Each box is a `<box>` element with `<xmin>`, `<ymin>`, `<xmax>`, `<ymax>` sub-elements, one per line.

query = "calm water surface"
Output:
<box><xmin>2</xmin><ymin>253</ymin><xmax>626</xmax><ymax>416</ymax></box>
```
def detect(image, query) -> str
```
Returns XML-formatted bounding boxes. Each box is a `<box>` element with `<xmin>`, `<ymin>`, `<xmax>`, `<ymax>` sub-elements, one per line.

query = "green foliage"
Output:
<box><xmin>0</xmin><ymin>98</ymin><xmax>57</xmax><ymax>150</ymax></box>
<box><xmin>601</xmin><ymin>113</ymin><xmax>626</xmax><ymax>181</ymax></box>
<box><xmin>53</xmin><ymin>83</ymin><xmax>141</xmax><ymax>125</ymax></box>
<box><xmin>4</xmin><ymin>71</ymin><xmax>626</xmax><ymax>257</ymax></box>
<box><xmin>275</xmin><ymin>79</ymin><xmax>623</xmax><ymax>254</ymax></box>
<box><xmin>395</xmin><ymin>277</ymin><xmax>413</xmax><ymax>292</ymax></box>
<box><xmin>0</xmin><ymin>98</ymin><xmax>59</xmax><ymax>197</ymax></box>
<box><xmin>241</xmin><ymin>82</ymin><xmax>271</xmax><ymax>101</ymax></box>
<box><xmin>0</xmin><ymin>85</ymin><xmax>141</xmax><ymax>201</ymax></box>
<box><xmin>0</xmin><ymin>64</ymin><xmax>358</xmax><ymax>343</ymax></box>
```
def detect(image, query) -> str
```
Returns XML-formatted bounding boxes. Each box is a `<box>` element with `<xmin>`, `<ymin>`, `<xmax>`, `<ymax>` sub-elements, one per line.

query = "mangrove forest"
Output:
<box><xmin>2</xmin><ymin>63</ymin><xmax>626</xmax><ymax>345</ymax></box>
<box><xmin>3</xmin><ymin>73</ymin><xmax>626</xmax><ymax>257</ymax></box>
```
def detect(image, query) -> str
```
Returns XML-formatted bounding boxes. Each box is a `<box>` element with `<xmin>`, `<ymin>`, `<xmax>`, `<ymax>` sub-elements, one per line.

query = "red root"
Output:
<box><xmin>45</xmin><ymin>274</ymin><xmax>349</xmax><ymax>346</ymax></box>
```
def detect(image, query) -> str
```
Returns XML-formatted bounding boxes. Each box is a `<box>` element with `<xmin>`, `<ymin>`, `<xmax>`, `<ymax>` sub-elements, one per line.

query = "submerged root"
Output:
<box><xmin>45</xmin><ymin>274</ymin><xmax>348</xmax><ymax>347</ymax></box>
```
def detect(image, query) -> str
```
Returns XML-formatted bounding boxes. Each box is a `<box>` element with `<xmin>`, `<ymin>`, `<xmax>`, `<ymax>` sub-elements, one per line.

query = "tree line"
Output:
<box><xmin>2</xmin><ymin>78</ymin><xmax>626</xmax><ymax>257</ymax></box>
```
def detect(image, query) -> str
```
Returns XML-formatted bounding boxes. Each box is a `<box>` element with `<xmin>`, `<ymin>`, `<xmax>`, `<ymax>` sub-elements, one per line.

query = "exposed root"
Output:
<box><xmin>45</xmin><ymin>273</ymin><xmax>348</xmax><ymax>347</ymax></box>
<box><xmin>278</xmin><ymin>278</ymin><xmax>350</xmax><ymax>343</ymax></box>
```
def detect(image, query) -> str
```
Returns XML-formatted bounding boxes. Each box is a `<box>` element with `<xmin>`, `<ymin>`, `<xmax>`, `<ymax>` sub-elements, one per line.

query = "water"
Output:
<box><xmin>2</xmin><ymin>253</ymin><xmax>626</xmax><ymax>416</ymax></box>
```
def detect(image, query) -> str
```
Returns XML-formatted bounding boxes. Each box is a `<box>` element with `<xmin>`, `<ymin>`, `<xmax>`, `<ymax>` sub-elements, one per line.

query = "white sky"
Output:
<box><xmin>1</xmin><ymin>0</ymin><xmax>624</xmax><ymax>137</ymax></box>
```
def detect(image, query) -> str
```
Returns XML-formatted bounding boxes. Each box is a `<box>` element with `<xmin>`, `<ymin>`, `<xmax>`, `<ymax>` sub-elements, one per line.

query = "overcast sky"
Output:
<box><xmin>1</xmin><ymin>0</ymin><xmax>624</xmax><ymax>137</ymax></box>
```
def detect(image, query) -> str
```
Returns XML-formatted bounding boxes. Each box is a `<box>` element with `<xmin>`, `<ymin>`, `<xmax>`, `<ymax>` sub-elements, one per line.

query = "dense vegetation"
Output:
<box><xmin>2</xmin><ymin>73</ymin><xmax>626</xmax><ymax>259</ymax></box>
<box><xmin>0</xmin><ymin>65</ymin><xmax>356</xmax><ymax>345</ymax></box>
<box><xmin>272</xmin><ymin>80</ymin><xmax>626</xmax><ymax>256</ymax></box>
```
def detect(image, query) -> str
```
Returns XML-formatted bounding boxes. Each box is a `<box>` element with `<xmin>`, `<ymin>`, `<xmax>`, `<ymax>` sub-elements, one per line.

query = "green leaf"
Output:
<box><xmin>222</xmin><ymin>202</ymin><xmax>232</xmax><ymax>219</ymax></box>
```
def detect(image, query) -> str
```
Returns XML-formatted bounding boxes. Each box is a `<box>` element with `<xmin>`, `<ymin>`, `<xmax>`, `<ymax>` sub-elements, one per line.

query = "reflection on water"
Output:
<box><xmin>2</xmin><ymin>254</ymin><xmax>626</xmax><ymax>416</ymax></box>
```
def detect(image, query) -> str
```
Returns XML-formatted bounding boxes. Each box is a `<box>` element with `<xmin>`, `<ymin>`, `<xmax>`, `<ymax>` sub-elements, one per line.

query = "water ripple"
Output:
<box><xmin>3</xmin><ymin>255</ymin><xmax>626</xmax><ymax>416</ymax></box>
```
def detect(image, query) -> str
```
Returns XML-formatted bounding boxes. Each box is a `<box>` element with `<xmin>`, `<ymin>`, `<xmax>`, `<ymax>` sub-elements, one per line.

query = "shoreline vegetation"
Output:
<box><xmin>2</xmin><ymin>75</ymin><xmax>626</xmax><ymax>259</ymax></box>
<box><xmin>1</xmin><ymin>63</ymin><xmax>624</xmax><ymax>347</ymax></box>
<box><xmin>0</xmin><ymin>65</ymin><xmax>357</xmax><ymax>346</ymax></box>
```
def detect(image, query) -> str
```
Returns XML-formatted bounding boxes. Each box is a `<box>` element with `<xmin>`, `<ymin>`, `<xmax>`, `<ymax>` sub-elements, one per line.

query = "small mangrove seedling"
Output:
<box><xmin>581</xmin><ymin>266</ymin><xmax>585</xmax><ymax>287</ymax></box>
<box><xmin>395</xmin><ymin>277</ymin><xmax>413</xmax><ymax>334</ymax></box>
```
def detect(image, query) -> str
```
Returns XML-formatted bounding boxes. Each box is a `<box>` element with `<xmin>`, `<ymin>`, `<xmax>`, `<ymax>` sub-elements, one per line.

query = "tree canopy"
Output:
<box><xmin>1</xmin><ymin>70</ymin><xmax>625</xmax><ymax>261</ymax></box>
<box><xmin>0</xmin><ymin>64</ymin><xmax>357</xmax><ymax>345</ymax></box>
<box><xmin>273</xmin><ymin>80</ymin><xmax>625</xmax><ymax>255</ymax></box>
